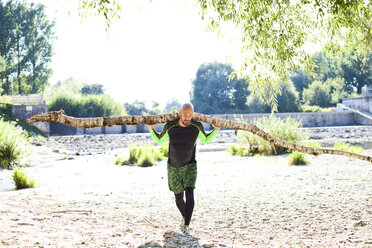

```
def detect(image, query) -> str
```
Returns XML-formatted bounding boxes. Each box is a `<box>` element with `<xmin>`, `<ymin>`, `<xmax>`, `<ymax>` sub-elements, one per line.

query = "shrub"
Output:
<box><xmin>334</xmin><ymin>142</ymin><xmax>363</xmax><ymax>154</ymax></box>
<box><xmin>137</xmin><ymin>151</ymin><xmax>155</xmax><ymax>167</ymax></box>
<box><xmin>116</xmin><ymin>145</ymin><xmax>166</xmax><ymax>166</ymax></box>
<box><xmin>301</xmin><ymin>141</ymin><xmax>321</xmax><ymax>148</ymax></box>
<box><xmin>0</xmin><ymin>102</ymin><xmax>44</xmax><ymax>136</ymax></box>
<box><xmin>115</xmin><ymin>156</ymin><xmax>127</xmax><ymax>165</ymax></box>
<box><xmin>302</xmin><ymin>80</ymin><xmax>332</xmax><ymax>108</ymax></box>
<box><xmin>48</xmin><ymin>94</ymin><xmax>126</xmax><ymax>118</ymax></box>
<box><xmin>234</xmin><ymin>115</ymin><xmax>307</xmax><ymax>155</ymax></box>
<box><xmin>288</xmin><ymin>151</ymin><xmax>308</xmax><ymax>165</ymax></box>
<box><xmin>0</xmin><ymin>118</ymin><xmax>30</xmax><ymax>169</ymax></box>
<box><xmin>12</xmin><ymin>167</ymin><xmax>36</xmax><ymax>189</ymax></box>
<box><xmin>227</xmin><ymin>144</ymin><xmax>251</xmax><ymax>156</ymax></box>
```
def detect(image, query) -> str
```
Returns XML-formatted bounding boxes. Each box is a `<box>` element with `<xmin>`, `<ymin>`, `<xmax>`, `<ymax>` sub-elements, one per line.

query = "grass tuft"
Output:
<box><xmin>115</xmin><ymin>144</ymin><xmax>168</xmax><ymax>167</ymax></box>
<box><xmin>288</xmin><ymin>151</ymin><xmax>308</xmax><ymax>165</ymax></box>
<box><xmin>301</xmin><ymin>141</ymin><xmax>321</xmax><ymax>148</ymax></box>
<box><xmin>333</xmin><ymin>142</ymin><xmax>363</xmax><ymax>154</ymax></box>
<box><xmin>12</xmin><ymin>167</ymin><xmax>36</xmax><ymax>189</ymax></box>
<box><xmin>227</xmin><ymin>144</ymin><xmax>251</xmax><ymax>156</ymax></box>
<box><xmin>137</xmin><ymin>151</ymin><xmax>155</xmax><ymax>167</ymax></box>
<box><xmin>0</xmin><ymin>118</ymin><xmax>30</xmax><ymax>168</ymax></box>
<box><xmin>230</xmin><ymin>115</ymin><xmax>307</xmax><ymax>156</ymax></box>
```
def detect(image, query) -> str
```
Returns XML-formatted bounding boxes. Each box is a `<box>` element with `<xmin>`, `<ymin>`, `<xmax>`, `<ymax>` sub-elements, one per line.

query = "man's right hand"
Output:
<box><xmin>147</xmin><ymin>123</ymin><xmax>158</xmax><ymax>130</ymax></box>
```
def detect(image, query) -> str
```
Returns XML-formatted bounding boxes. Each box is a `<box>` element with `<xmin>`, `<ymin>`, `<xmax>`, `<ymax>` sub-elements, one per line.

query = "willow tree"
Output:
<box><xmin>78</xmin><ymin>0</ymin><xmax>371</xmax><ymax>109</ymax></box>
<box><xmin>28</xmin><ymin>110</ymin><xmax>372</xmax><ymax>163</ymax></box>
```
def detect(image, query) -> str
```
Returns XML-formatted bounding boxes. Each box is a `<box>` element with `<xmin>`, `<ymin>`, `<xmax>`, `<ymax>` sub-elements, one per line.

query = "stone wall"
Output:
<box><xmin>342</xmin><ymin>96</ymin><xmax>372</xmax><ymax>113</ymax></box>
<box><xmin>12</xmin><ymin>104</ymin><xmax>49</xmax><ymax>136</ymax></box>
<box><xmin>210</xmin><ymin>111</ymin><xmax>356</xmax><ymax>128</ymax></box>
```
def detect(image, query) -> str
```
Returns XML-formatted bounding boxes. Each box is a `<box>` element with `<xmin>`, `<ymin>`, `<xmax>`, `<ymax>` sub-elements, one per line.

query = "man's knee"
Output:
<box><xmin>175</xmin><ymin>192</ymin><xmax>184</xmax><ymax>201</ymax></box>
<box><xmin>185</xmin><ymin>187</ymin><xmax>194</xmax><ymax>201</ymax></box>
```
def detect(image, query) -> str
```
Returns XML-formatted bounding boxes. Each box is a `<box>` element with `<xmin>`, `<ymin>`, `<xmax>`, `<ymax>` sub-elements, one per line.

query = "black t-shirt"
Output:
<box><xmin>151</xmin><ymin>119</ymin><xmax>217</xmax><ymax>167</ymax></box>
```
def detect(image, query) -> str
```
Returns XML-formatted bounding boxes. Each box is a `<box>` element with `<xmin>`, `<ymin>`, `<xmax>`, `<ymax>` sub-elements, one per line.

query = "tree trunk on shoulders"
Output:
<box><xmin>27</xmin><ymin>110</ymin><xmax>372</xmax><ymax>163</ymax></box>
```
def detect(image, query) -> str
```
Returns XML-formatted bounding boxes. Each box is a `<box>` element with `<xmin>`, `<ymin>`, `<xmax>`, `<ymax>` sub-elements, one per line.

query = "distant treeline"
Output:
<box><xmin>190</xmin><ymin>51</ymin><xmax>371</xmax><ymax>114</ymax></box>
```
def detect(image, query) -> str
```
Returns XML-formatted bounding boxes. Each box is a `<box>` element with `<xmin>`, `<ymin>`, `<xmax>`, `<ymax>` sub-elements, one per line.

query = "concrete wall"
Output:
<box><xmin>50</xmin><ymin>123</ymin><xmax>76</xmax><ymax>136</ymax></box>
<box><xmin>342</xmin><ymin>97</ymin><xmax>372</xmax><ymax>113</ymax></box>
<box><xmin>12</xmin><ymin>104</ymin><xmax>50</xmax><ymax>136</ymax></box>
<box><xmin>210</xmin><ymin>111</ymin><xmax>356</xmax><ymax>128</ymax></box>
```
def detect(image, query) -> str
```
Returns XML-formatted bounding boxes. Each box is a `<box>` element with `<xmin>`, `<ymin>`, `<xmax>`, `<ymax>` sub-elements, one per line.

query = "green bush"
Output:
<box><xmin>0</xmin><ymin>118</ymin><xmax>30</xmax><ymax>169</ymax></box>
<box><xmin>48</xmin><ymin>94</ymin><xmax>126</xmax><ymax>117</ymax></box>
<box><xmin>12</xmin><ymin>167</ymin><xmax>36</xmax><ymax>189</ymax></box>
<box><xmin>301</xmin><ymin>141</ymin><xmax>321</xmax><ymax>148</ymax></box>
<box><xmin>334</xmin><ymin>142</ymin><xmax>363</xmax><ymax>154</ymax></box>
<box><xmin>302</xmin><ymin>80</ymin><xmax>332</xmax><ymax>108</ymax></box>
<box><xmin>0</xmin><ymin>102</ymin><xmax>44</xmax><ymax>136</ymax></box>
<box><xmin>233</xmin><ymin>115</ymin><xmax>307</xmax><ymax>155</ymax></box>
<box><xmin>115</xmin><ymin>156</ymin><xmax>127</xmax><ymax>165</ymax></box>
<box><xmin>116</xmin><ymin>145</ymin><xmax>167</xmax><ymax>166</ymax></box>
<box><xmin>288</xmin><ymin>151</ymin><xmax>308</xmax><ymax>165</ymax></box>
<box><xmin>137</xmin><ymin>151</ymin><xmax>155</xmax><ymax>167</ymax></box>
<box><xmin>227</xmin><ymin>144</ymin><xmax>251</xmax><ymax>156</ymax></box>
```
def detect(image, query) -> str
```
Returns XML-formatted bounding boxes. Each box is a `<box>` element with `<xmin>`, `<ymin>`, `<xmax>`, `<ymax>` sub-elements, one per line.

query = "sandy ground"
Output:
<box><xmin>0</xmin><ymin>145</ymin><xmax>371</xmax><ymax>248</ymax></box>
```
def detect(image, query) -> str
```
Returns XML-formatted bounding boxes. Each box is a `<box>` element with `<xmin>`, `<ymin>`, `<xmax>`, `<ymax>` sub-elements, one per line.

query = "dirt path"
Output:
<box><xmin>1</xmin><ymin>148</ymin><xmax>371</xmax><ymax>247</ymax></box>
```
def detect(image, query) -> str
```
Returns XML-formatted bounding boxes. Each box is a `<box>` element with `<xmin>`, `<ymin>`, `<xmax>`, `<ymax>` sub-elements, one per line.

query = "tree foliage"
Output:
<box><xmin>302</xmin><ymin>77</ymin><xmax>351</xmax><ymax>108</ymax></box>
<box><xmin>0</xmin><ymin>1</ymin><xmax>55</xmax><ymax>95</ymax></box>
<box><xmin>302</xmin><ymin>80</ymin><xmax>332</xmax><ymax>108</ymax></box>
<box><xmin>81</xmin><ymin>83</ymin><xmax>105</xmax><ymax>95</ymax></box>
<box><xmin>0</xmin><ymin>55</ymin><xmax>5</xmax><ymax>73</ymax></box>
<box><xmin>165</xmin><ymin>98</ymin><xmax>181</xmax><ymax>112</ymax></box>
<box><xmin>46</xmin><ymin>77</ymin><xmax>84</xmax><ymax>100</ymax></box>
<box><xmin>247</xmin><ymin>81</ymin><xmax>300</xmax><ymax>113</ymax></box>
<box><xmin>0</xmin><ymin>55</ymin><xmax>5</xmax><ymax>95</ymax></box>
<box><xmin>197</xmin><ymin>0</ymin><xmax>371</xmax><ymax>109</ymax></box>
<box><xmin>123</xmin><ymin>100</ymin><xmax>148</xmax><ymax>116</ymax></box>
<box><xmin>190</xmin><ymin>62</ymin><xmax>249</xmax><ymax>114</ymax></box>
<box><xmin>147</xmin><ymin>101</ymin><xmax>163</xmax><ymax>115</ymax></box>
<box><xmin>290</xmin><ymin>51</ymin><xmax>371</xmax><ymax>108</ymax></box>
<box><xmin>78</xmin><ymin>0</ymin><xmax>121</xmax><ymax>30</ymax></box>
<box><xmin>79</xmin><ymin>0</ymin><xmax>371</xmax><ymax>109</ymax></box>
<box><xmin>48</xmin><ymin>94</ymin><xmax>126</xmax><ymax>118</ymax></box>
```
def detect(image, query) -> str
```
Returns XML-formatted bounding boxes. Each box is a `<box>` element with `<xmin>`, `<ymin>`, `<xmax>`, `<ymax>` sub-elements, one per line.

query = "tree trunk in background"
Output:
<box><xmin>27</xmin><ymin>110</ymin><xmax>372</xmax><ymax>163</ymax></box>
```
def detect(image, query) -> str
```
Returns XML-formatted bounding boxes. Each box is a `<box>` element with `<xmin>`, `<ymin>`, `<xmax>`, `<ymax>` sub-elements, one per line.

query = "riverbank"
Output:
<box><xmin>0</xmin><ymin>143</ymin><xmax>371</xmax><ymax>247</ymax></box>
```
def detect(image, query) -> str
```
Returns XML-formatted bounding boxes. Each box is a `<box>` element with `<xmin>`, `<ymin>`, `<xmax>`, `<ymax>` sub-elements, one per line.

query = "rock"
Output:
<box><xmin>163</xmin><ymin>230</ymin><xmax>176</xmax><ymax>240</ymax></box>
<box><xmin>138</xmin><ymin>241</ymin><xmax>162</xmax><ymax>248</ymax></box>
<box><xmin>353</xmin><ymin>220</ymin><xmax>367</xmax><ymax>227</ymax></box>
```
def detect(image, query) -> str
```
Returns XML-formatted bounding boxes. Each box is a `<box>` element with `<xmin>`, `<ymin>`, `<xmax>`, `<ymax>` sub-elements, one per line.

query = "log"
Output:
<box><xmin>27</xmin><ymin>110</ymin><xmax>372</xmax><ymax>163</ymax></box>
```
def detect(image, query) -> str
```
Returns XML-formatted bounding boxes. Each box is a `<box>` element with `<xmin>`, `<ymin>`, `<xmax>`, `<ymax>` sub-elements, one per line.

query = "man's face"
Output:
<box><xmin>179</xmin><ymin>107</ymin><xmax>194</xmax><ymax>126</ymax></box>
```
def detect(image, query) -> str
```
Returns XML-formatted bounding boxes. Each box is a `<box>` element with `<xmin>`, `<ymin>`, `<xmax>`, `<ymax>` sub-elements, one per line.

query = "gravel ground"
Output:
<box><xmin>1</xmin><ymin>143</ymin><xmax>371</xmax><ymax>247</ymax></box>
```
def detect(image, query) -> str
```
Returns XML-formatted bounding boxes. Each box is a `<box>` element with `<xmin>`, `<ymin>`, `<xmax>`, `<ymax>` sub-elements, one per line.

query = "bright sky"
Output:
<box><xmin>31</xmin><ymin>0</ymin><xmax>244</xmax><ymax>108</ymax></box>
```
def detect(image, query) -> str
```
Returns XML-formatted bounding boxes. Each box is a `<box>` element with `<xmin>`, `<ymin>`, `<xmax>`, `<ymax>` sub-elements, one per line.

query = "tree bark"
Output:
<box><xmin>27</xmin><ymin>110</ymin><xmax>372</xmax><ymax>163</ymax></box>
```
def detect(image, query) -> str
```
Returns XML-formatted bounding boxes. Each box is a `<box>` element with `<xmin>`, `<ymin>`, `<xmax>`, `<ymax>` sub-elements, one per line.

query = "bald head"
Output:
<box><xmin>178</xmin><ymin>103</ymin><xmax>194</xmax><ymax>127</ymax></box>
<box><xmin>181</xmin><ymin>103</ymin><xmax>194</xmax><ymax>112</ymax></box>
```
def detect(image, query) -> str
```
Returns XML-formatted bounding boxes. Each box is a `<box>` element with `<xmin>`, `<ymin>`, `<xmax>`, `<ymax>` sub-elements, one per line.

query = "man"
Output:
<box><xmin>147</xmin><ymin>103</ymin><xmax>221</xmax><ymax>235</ymax></box>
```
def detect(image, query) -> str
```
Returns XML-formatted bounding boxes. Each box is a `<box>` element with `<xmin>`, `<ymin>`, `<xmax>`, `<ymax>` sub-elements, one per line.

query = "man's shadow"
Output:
<box><xmin>138</xmin><ymin>230</ymin><xmax>217</xmax><ymax>248</ymax></box>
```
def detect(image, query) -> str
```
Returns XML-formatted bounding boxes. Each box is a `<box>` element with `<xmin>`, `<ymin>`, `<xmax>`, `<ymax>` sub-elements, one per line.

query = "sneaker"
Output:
<box><xmin>179</xmin><ymin>217</ymin><xmax>185</xmax><ymax>229</ymax></box>
<box><xmin>182</xmin><ymin>226</ymin><xmax>190</xmax><ymax>236</ymax></box>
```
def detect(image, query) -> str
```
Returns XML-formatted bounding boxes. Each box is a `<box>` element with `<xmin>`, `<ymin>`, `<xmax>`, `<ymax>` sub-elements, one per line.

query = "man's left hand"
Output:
<box><xmin>211</xmin><ymin>123</ymin><xmax>221</xmax><ymax>131</ymax></box>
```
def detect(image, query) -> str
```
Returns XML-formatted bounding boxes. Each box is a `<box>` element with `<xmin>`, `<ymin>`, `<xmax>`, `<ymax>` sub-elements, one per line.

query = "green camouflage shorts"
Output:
<box><xmin>167</xmin><ymin>163</ymin><xmax>197</xmax><ymax>194</ymax></box>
